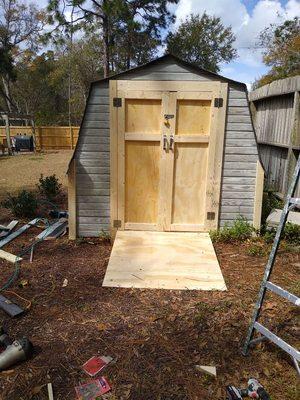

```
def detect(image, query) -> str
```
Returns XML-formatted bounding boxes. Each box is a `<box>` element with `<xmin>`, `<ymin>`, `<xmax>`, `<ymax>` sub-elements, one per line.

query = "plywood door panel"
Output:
<box><xmin>176</xmin><ymin>100</ymin><xmax>212</xmax><ymax>135</ymax></box>
<box><xmin>119</xmin><ymin>93</ymin><xmax>165</xmax><ymax>230</ymax></box>
<box><xmin>171</xmin><ymin>143</ymin><xmax>208</xmax><ymax>226</ymax></box>
<box><xmin>125</xmin><ymin>99</ymin><xmax>162</xmax><ymax>134</ymax></box>
<box><xmin>125</xmin><ymin>141</ymin><xmax>160</xmax><ymax>225</ymax></box>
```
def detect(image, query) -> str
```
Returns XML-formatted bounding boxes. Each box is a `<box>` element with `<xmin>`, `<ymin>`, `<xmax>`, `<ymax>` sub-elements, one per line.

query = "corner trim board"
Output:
<box><xmin>253</xmin><ymin>160</ymin><xmax>264</xmax><ymax>229</ymax></box>
<box><xmin>68</xmin><ymin>158</ymin><xmax>77</xmax><ymax>239</ymax></box>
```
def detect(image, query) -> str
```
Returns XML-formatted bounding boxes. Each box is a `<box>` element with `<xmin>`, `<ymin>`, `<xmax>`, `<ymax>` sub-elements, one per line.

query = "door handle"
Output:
<box><xmin>163</xmin><ymin>134</ymin><xmax>168</xmax><ymax>151</ymax></box>
<box><xmin>170</xmin><ymin>134</ymin><xmax>174</xmax><ymax>151</ymax></box>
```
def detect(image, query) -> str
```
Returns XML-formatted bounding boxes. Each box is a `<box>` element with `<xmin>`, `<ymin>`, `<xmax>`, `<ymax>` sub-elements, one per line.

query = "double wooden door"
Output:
<box><xmin>110</xmin><ymin>80</ymin><xmax>227</xmax><ymax>232</ymax></box>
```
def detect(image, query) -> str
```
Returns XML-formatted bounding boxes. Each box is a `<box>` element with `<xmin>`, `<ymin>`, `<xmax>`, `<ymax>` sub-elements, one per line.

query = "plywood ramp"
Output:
<box><xmin>102</xmin><ymin>231</ymin><xmax>227</xmax><ymax>291</ymax></box>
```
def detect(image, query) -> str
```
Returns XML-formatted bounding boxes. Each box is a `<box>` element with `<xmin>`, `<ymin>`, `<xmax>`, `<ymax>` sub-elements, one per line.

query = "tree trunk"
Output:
<box><xmin>102</xmin><ymin>15</ymin><xmax>110</xmax><ymax>78</ymax></box>
<box><xmin>2</xmin><ymin>76</ymin><xmax>14</xmax><ymax>112</ymax></box>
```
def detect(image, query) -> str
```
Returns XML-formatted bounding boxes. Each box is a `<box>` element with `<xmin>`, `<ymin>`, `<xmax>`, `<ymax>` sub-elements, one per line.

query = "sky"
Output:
<box><xmin>36</xmin><ymin>0</ymin><xmax>300</xmax><ymax>87</ymax></box>
<box><xmin>171</xmin><ymin>0</ymin><xmax>300</xmax><ymax>87</ymax></box>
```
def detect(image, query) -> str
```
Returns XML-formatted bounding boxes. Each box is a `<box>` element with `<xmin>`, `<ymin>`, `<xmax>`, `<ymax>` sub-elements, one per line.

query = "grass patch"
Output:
<box><xmin>28</xmin><ymin>156</ymin><xmax>44</xmax><ymax>161</ymax></box>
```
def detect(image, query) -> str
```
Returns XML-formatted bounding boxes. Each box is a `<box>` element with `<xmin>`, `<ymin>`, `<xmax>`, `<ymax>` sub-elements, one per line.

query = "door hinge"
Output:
<box><xmin>214</xmin><ymin>98</ymin><xmax>223</xmax><ymax>108</ymax></box>
<box><xmin>207</xmin><ymin>212</ymin><xmax>216</xmax><ymax>220</ymax></box>
<box><xmin>113</xmin><ymin>219</ymin><xmax>121</xmax><ymax>228</ymax></box>
<box><xmin>113</xmin><ymin>97</ymin><xmax>122</xmax><ymax>107</ymax></box>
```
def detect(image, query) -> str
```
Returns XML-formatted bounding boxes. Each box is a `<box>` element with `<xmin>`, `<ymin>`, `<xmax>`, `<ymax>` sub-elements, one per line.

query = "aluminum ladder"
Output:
<box><xmin>242</xmin><ymin>155</ymin><xmax>300</xmax><ymax>375</ymax></box>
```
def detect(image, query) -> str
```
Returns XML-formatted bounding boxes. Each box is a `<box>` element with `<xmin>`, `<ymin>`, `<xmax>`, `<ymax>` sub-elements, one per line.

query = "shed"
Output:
<box><xmin>67</xmin><ymin>54</ymin><xmax>264</xmax><ymax>240</ymax></box>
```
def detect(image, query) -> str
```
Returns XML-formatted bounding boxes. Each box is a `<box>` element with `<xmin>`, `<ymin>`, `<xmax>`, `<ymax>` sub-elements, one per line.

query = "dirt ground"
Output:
<box><xmin>0</xmin><ymin>151</ymin><xmax>72</xmax><ymax>200</ymax></box>
<box><xmin>0</xmin><ymin>223</ymin><xmax>299</xmax><ymax>399</ymax></box>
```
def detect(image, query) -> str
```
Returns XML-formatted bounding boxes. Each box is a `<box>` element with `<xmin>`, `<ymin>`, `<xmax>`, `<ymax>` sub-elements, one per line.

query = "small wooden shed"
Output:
<box><xmin>67</xmin><ymin>54</ymin><xmax>263</xmax><ymax>239</ymax></box>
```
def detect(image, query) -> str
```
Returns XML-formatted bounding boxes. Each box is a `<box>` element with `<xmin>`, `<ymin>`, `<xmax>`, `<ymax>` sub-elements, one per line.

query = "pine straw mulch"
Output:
<box><xmin>0</xmin><ymin>227</ymin><xmax>299</xmax><ymax>400</ymax></box>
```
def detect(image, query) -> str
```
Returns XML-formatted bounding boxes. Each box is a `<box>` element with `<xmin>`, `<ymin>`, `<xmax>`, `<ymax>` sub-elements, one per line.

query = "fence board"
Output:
<box><xmin>0</xmin><ymin>126</ymin><xmax>79</xmax><ymax>150</ymax></box>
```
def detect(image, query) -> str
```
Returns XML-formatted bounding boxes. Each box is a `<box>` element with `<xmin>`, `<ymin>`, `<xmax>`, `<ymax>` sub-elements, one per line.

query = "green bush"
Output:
<box><xmin>283</xmin><ymin>222</ymin><xmax>300</xmax><ymax>246</ymax></box>
<box><xmin>263</xmin><ymin>223</ymin><xmax>300</xmax><ymax>246</ymax></box>
<box><xmin>210</xmin><ymin>216</ymin><xmax>254</xmax><ymax>243</ymax></box>
<box><xmin>2</xmin><ymin>190</ymin><xmax>38</xmax><ymax>218</ymax></box>
<box><xmin>38</xmin><ymin>174</ymin><xmax>62</xmax><ymax>201</ymax></box>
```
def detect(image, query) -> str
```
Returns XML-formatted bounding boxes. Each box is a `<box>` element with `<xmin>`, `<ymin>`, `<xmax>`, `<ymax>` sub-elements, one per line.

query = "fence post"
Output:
<box><xmin>70</xmin><ymin>126</ymin><xmax>74</xmax><ymax>149</ymax></box>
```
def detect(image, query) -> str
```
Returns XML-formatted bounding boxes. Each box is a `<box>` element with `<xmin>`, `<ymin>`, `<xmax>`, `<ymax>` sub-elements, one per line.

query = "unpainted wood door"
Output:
<box><xmin>110</xmin><ymin>80</ymin><xmax>228</xmax><ymax>232</ymax></box>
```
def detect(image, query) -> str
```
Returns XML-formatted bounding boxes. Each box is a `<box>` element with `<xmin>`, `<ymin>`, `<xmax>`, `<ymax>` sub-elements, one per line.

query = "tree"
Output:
<box><xmin>47</xmin><ymin>0</ymin><xmax>178</xmax><ymax>77</ymax></box>
<box><xmin>166</xmin><ymin>13</ymin><xmax>237</xmax><ymax>73</ymax></box>
<box><xmin>254</xmin><ymin>17</ymin><xmax>300</xmax><ymax>88</ymax></box>
<box><xmin>0</xmin><ymin>0</ymin><xmax>45</xmax><ymax>111</ymax></box>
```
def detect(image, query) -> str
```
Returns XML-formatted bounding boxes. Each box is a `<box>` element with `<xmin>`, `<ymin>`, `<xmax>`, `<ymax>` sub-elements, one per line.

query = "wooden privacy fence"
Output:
<box><xmin>0</xmin><ymin>126</ymin><xmax>80</xmax><ymax>150</ymax></box>
<box><xmin>249</xmin><ymin>76</ymin><xmax>300</xmax><ymax>198</ymax></box>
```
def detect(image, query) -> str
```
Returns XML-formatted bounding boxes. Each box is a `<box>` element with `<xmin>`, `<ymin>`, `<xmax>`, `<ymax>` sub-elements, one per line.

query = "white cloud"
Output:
<box><xmin>174</xmin><ymin>0</ymin><xmax>300</xmax><ymax>83</ymax></box>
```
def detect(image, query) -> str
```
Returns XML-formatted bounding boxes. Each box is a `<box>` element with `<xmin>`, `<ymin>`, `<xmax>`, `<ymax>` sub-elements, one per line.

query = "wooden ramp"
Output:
<box><xmin>102</xmin><ymin>231</ymin><xmax>227</xmax><ymax>291</ymax></box>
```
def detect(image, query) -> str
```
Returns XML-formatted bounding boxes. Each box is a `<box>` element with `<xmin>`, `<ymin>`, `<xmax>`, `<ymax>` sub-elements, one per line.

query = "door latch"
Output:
<box><xmin>163</xmin><ymin>134</ymin><xmax>168</xmax><ymax>151</ymax></box>
<box><xmin>169</xmin><ymin>134</ymin><xmax>174</xmax><ymax>151</ymax></box>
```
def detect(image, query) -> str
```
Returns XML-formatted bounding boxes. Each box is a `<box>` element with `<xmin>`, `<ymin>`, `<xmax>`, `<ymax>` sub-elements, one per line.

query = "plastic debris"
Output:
<box><xmin>82</xmin><ymin>356</ymin><xmax>113</xmax><ymax>377</ymax></box>
<box><xmin>195</xmin><ymin>365</ymin><xmax>217</xmax><ymax>377</ymax></box>
<box><xmin>75</xmin><ymin>377</ymin><xmax>111</xmax><ymax>399</ymax></box>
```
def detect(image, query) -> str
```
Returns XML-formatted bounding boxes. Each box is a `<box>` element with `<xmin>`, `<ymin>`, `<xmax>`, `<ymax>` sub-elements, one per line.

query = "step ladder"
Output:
<box><xmin>242</xmin><ymin>155</ymin><xmax>300</xmax><ymax>375</ymax></box>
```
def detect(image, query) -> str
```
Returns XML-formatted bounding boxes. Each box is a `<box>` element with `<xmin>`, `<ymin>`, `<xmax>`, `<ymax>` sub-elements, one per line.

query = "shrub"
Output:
<box><xmin>247</xmin><ymin>243</ymin><xmax>266</xmax><ymax>257</ymax></box>
<box><xmin>38</xmin><ymin>174</ymin><xmax>62</xmax><ymax>201</ymax></box>
<box><xmin>283</xmin><ymin>222</ymin><xmax>300</xmax><ymax>246</ymax></box>
<box><xmin>263</xmin><ymin>223</ymin><xmax>300</xmax><ymax>246</ymax></box>
<box><xmin>210</xmin><ymin>216</ymin><xmax>254</xmax><ymax>243</ymax></box>
<box><xmin>2</xmin><ymin>190</ymin><xmax>38</xmax><ymax>218</ymax></box>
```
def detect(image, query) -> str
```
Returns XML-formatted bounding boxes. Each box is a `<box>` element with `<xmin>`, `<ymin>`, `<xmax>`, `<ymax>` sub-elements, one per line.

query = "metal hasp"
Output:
<box><xmin>242</xmin><ymin>155</ymin><xmax>300</xmax><ymax>375</ymax></box>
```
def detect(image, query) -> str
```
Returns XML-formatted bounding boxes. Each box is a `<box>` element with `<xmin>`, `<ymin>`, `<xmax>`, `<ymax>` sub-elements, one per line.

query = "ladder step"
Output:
<box><xmin>254</xmin><ymin>322</ymin><xmax>300</xmax><ymax>361</ymax></box>
<box><xmin>266</xmin><ymin>281</ymin><xmax>300</xmax><ymax>306</ymax></box>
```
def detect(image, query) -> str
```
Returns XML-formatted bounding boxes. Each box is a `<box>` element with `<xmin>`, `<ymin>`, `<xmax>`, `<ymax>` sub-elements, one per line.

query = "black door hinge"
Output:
<box><xmin>214</xmin><ymin>98</ymin><xmax>223</xmax><ymax>108</ymax></box>
<box><xmin>207</xmin><ymin>212</ymin><xmax>216</xmax><ymax>220</ymax></box>
<box><xmin>113</xmin><ymin>97</ymin><xmax>122</xmax><ymax>107</ymax></box>
<box><xmin>113</xmin><ymin>219</ymin><xmax>122</xmax><ymax>228</ymax></box>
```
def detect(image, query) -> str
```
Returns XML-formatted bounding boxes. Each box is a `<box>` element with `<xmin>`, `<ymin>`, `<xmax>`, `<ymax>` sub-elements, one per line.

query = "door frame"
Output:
<box><xmin>109</xmin><ymin>80</ymin><xmax>228</xmax><ymax>237</ymax></box>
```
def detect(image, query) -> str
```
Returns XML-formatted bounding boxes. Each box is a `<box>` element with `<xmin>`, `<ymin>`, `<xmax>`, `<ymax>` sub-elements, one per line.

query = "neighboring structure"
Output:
<box><xmin>249</xmin><ymin>76</ymin><xmax>300</xmax><ymax>198</ymax></box>
<box><xmin>67</xmin><ymin>54</ymin><xmax>263</xmax><ymax>238</ymax></box>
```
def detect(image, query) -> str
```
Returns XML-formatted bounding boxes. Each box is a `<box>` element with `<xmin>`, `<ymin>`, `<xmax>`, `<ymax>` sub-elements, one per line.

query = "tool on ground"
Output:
<box><xmin>226</xmin><ymin>378</ymin><xmax>270</xmax><ymax>399</ymax></box>
<box><xmin>0</xmin><ymin>327</ymin><xmax>33</xmax><ymax>370</ymax></box>
<box><xmin>243</xmin><ymin>155</ymin><xmax>300</xmax><ymax>374</ymax></box>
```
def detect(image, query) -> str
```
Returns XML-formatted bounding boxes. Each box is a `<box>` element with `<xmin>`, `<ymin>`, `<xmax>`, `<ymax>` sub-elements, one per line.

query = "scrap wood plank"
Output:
<box><xmin>0</xmin><ymin>218</ymin><xmax>40</xmax><ymax>249</ymax></box>
<box><xmin>0</xmin><ymin>249</ymin><xmax>22</xmax><ymax>263</ymax></box>
<box><xmin>36</xmin><ymin>218</ymin><xmax>68</xmax><ymax>240</ymax></box>
<box><xmin>0</xmin><ymin>220</ymin><xmax>18</xmax><ymax>238</ymax></box>
<box><xmin>0</xmin><ymin>294</ymin><xmax>24</xmax><ymax>317</ymax></box>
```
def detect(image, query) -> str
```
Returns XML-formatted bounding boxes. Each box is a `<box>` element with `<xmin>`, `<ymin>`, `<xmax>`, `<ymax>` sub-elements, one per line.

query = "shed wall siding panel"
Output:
<box><xmin>219</xmin><ymin>86</ymin><xmax>258</xmax><ymax>226</ymax></box>
<box><xmin>75</xmin><ymin>82</ymin><xmax>110</xmax><ymax>236</ymax></box>
<box><xmin>74</xmin><ymin>60</ymin><xmax>259</xmax><ymax>236</ymax></box>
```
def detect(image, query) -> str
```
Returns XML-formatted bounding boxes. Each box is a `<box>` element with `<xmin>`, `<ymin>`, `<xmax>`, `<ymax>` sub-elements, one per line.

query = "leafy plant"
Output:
<box><xmin>263</xmin><ymin>223</ymin><xmax>300</xmax><ymax>246</ymax></box>
<box><xmin>247</xmin><ymin>243</ymin><xmax>266</xmax><ymax>257</ymax></box>
<box><xmin>283</xmin><ymin>222</ymin><xmax>300</xmax><ymax>246</ymax></box>
<box><xmin>99</xmin><ymin>229</ymin><xmax>111</xmax><ymax>242</ymax></box>
<box><xmin>210</xmin><ymin>216</ymin><xmax>254</xmax><ymax>243</ymax></box>
<box><xmin>2</xmin><ymin>190</ymin><xmax>38</xmax><ymax>218</ymax></box>
<box><xmin>38</xmin><ymin>174</ymin><xmax>62</xmax><ymax>201</ymax></box>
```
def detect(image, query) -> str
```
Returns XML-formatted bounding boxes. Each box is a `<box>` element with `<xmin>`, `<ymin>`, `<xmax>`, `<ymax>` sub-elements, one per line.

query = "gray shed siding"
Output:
<box><xmin>219</xmin><ymin>85</ymin><xmax>259</xmax><ymax>225</ymax></box>
<box><xmin>75</xmin><ymin>81</ymin><xmax>110</xmax><ymax>236</ymax></box>
<box><xmin>74</xmin><ymin>59</ymin><xmax>259</xmax><ymax>236</ymax></box>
